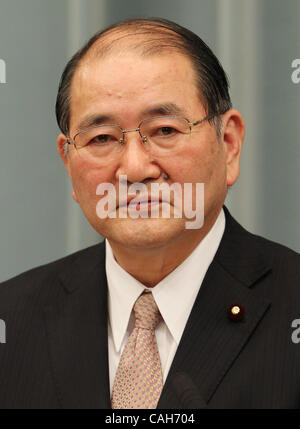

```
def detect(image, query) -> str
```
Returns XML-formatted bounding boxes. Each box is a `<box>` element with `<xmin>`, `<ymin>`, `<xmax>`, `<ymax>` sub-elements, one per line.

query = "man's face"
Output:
<box><xmin>58</xmin><ymin>49</ymin><xmax>240</xmax><ymax>249</ymax></box>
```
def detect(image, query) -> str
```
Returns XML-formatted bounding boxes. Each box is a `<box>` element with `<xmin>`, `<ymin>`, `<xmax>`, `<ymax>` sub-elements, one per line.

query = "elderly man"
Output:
<box><xmin>0</xmin><ymin>18</ymin><xmax>299</xmax><ymax>409</ymax></box>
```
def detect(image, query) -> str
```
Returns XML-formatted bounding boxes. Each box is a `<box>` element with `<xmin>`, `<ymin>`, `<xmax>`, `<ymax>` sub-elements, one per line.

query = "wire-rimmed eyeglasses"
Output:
<box><xmin>66</xmin><ymin>113</ymin><xmax>217</xmax><ymax>160</ymax></box>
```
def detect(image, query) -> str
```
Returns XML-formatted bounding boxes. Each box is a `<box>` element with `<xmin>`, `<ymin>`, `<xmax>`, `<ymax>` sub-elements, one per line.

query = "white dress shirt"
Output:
<box><xmin>106</xmin><ymin>209</ymin><xmax>225</xmax><ymax>394</ymax></box>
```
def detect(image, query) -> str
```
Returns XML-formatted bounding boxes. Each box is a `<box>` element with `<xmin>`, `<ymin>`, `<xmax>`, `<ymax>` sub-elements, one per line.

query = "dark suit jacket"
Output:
<box><xmin>0</xmin><ymin>207</ymin><xmax>300</xmax><ymax>409</ymax></box>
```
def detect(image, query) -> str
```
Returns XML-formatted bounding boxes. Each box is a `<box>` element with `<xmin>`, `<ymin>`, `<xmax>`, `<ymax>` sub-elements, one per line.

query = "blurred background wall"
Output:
<box><xmin>0</xmin><ymin>0</ymin><xmax>299</xmax><ymax>282</ymax></box>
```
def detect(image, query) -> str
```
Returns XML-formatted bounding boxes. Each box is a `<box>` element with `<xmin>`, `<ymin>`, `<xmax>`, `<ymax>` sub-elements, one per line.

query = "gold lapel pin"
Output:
<box><xmin>228</xmin><ymin>304</ymin><xmax>245</xmax><ymax>322</ymax></box>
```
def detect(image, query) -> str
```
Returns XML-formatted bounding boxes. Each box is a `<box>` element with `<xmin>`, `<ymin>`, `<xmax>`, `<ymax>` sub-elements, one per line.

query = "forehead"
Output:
<box><xmin>70</xmin><ymin>50</ymin><xmax>203</xmax><ymax>130</ymax></box>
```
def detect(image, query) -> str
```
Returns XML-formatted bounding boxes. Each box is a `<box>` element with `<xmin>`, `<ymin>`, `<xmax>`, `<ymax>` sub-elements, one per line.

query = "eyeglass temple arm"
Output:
<box><xmin>190</xmin><ymin>113</ymin><xmax>217</xmax><ymax>127</ymax></box>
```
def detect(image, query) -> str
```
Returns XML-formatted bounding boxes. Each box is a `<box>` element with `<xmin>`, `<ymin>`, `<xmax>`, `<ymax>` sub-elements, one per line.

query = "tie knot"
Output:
<box><xmin>133</xmin><ymin>291</ymin><xmax>162</xmax><ymax>330</ymax></box>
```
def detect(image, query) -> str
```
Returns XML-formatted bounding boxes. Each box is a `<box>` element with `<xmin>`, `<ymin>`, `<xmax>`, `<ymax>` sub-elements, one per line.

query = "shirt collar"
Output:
<box><xmin>106</xmin><ymin>209</ymin><xmax>225</xmax><ymax>352</ymax></box>
<box><xmin>106</xmin><ymin>242</ymin><xmax>146</xmax><ymax>353</ymax></box>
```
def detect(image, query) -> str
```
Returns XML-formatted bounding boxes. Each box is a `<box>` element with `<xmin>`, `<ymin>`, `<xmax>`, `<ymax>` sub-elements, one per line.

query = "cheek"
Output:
<box><xmin>70</xmin><ymin>159</ymin><xmax>114</xmax><ymax>202</ymax></box>
<box><xmin>167</xmin><ymin>141</ymin><xmax>220</xmax><ymax>184</ymax></box>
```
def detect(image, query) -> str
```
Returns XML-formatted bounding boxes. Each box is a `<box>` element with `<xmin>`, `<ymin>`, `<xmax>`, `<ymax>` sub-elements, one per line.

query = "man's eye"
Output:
<box><xmin>156</xmin><ymin>126</ymin><xmax>177</xmax><ymax>137</ymax></box>
<box><xmin>91</xmin><ymin>134</ymin><xmax>115</xmax><ymax>144</ymax></box>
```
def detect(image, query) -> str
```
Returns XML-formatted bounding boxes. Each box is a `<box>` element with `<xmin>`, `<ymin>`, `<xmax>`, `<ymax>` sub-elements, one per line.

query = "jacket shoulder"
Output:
<box><xmin>224</xmin><ymin>206</ymin><xmax>299</xmax><ymax>260</ymax></box>
<box><xmin>249</xmin><ymin>229</ymin><xmax>299</xmax><ymax>259</ymax></box>
<box><xmin>0</xmin><ymin>242</ymin><xmax>105</xmax><ymax>301</ymax></box>
<box><xmin>220</xmin><ymin>207</ymin><xmax>300</xmax><ymax>288</ymax></box>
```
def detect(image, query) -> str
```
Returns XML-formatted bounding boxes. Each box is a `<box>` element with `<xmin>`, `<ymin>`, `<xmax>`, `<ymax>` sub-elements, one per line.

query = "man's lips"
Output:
<box><xmin>117</xmin><ymin>196</ymin><xmax>169</xmax><ymax>209</ymax></box>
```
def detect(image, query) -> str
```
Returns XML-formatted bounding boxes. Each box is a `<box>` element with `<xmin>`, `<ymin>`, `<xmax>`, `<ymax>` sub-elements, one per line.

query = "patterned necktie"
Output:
<box><xmin>111</xmin><ymin>290</ymin><xmax>163</xmax><ymax>409</ymax></box>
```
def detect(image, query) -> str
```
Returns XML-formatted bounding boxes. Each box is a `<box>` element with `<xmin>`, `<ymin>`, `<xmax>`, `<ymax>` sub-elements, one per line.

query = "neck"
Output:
<box><xmin>108</xmin><ymin>211</ymin><xmax>221</xmax><ymax>287</ymax></box>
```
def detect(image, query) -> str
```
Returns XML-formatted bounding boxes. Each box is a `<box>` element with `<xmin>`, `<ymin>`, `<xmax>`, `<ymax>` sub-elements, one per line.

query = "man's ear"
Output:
<box><xmin>221</xmin><ymin>109</ymin><xmax>245</xmax><ymax>187</ymax></box>
<box><xmin>57</xmin><ymin>133</ymin><xmax>70</xmax><ymax>168</ymax></box>
<box><xmin>57</xmin><ymin>133</ymin><xmax>79</xmax><ymax>203</ymax></box>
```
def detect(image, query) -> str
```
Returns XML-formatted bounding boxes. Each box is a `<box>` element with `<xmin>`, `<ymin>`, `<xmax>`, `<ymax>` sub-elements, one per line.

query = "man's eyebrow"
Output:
<box><xmin>77</xmin><ymin>114</ymin><xmax>117</xmax><ymax>131</ymax></box>
<box><xmin>141</xmin><ymin>103</ymin><xmax>186</xmax><ymax>117</ymax></box>
<box><xmin>76</xmin><ymin>103</ymin><xmax>186</xmax><ymax>131</ymax></box>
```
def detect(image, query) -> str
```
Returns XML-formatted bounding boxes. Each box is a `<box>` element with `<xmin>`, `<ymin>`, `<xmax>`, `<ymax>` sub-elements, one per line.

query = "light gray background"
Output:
<box><xmin>0</xmin><ymin>0</ymin><xmax>299</xmax><ymax>282</ymax></box>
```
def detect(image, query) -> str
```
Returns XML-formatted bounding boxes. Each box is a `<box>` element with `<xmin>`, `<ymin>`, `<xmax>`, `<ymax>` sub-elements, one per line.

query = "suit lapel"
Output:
<box><xmin>158</xmin><ymin>208</ymin><xmax>272</xmax><ymax>408</ymax></box>
<box><xmin>44</xmin><ymin>242</ymin><xmax>110</xmax><ymax>409</ymax></box>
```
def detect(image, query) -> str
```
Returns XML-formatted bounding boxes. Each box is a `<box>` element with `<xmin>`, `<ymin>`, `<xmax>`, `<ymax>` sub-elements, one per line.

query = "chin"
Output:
<box><xmin>98</xmin><ymin>217</ymin><xmax>186</xmax><ymax>249</ymax></box>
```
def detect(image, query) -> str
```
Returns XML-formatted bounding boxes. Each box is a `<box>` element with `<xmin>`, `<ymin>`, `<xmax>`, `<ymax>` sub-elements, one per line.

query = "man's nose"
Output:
<box><xmin>116</xmin><ymin>132</ymin><xmax>161</xmax><ymax>184</ymax></box>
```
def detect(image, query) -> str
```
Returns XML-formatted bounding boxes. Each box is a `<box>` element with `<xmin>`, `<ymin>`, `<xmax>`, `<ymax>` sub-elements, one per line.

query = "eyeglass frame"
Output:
<box><xmin>66</xmin><ymin>112</ymin><xmax>219</xmax><ymax>150</ymax></box>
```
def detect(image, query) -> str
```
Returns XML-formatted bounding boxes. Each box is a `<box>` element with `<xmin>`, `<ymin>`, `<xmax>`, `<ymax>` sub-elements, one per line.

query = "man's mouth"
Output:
<box><xmin>118</xmin><ymin>196</ymin><xmax>164</xmax><ymax>210</ymax></box>
<box><xmin>131</xmin><ymin>199</ymin><xmax>162</xmax><ymax>211</ymax></box>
